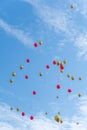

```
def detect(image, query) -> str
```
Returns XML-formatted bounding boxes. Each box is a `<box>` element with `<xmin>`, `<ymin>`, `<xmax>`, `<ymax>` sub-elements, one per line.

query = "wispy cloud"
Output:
<box><xmin>21</xmin><ymin>0</ymin><xmax>87</xmax><ymax>59</ymax></box>
<box><xmin>0</xmin><ymin>96</ymin><xmax>87</xmax><ymax>130</ymax></box>
<box><xmin>75</xmin><ymin>33</ymin><xmax>87</xmax><ymax>59</ymax></box>
<box><xmin>0</xmin><ymin>19</ymin><xmax>33</xmax><ymax>47</ymax></box>
<box><xmin>21</xmin><ymin>0</ymin><xmax>73</xmax><ymax>34</ymax></box>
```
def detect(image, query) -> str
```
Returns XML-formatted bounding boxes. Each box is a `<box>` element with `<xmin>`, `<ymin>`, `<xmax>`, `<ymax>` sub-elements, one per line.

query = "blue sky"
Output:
<box><xmin>0</xmin><ymin>0</ymin><xmax>87</xmax><ymax>130</ymax></box>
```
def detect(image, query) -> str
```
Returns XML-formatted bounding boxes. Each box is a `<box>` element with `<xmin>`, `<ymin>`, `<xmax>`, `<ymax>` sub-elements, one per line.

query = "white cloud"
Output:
<box><xmin>21</xmin><ymin>0</ymin><xmax>72</xmax><ymax>34</ymax></box>
<box><xmin>0</xmin><ymin>96</ymin><xmax>87</xmax><ymax>130</ymax></box>
<box><xmin>73</xmin><ymin>0</ymin><xmax>87</xmax><ymax>19</ymax></box>
<box><xmin>0</xmin><ymin>19</ymin><xmax>33</xmax><ymax>47</ymax></box>
<box><xmin>75</xmin><ymin>33</ymin><xmax>87</xmax><ymax>59</ymax></box>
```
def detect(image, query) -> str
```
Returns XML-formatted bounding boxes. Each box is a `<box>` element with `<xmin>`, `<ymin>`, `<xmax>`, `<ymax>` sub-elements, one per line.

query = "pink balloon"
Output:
<box><xmin>25</xmin><ymin>75</ymin><xmax>29</xmax><ymax>79</ymax></box>
<box><xmin>30</xmin><ymin>115</ymin><xmax>34</xmax><ymax>120</ymax></box>
<box><xmin>34</xmin><ymin>43</ymin><xmax>38</xmax><ymax>47</ymax></box>
<box><xmin>22</xmin><ymin>112</ymin><xmax>25</xmax><ymax>116</ymax></box>
<box><xmin>68</xmin><ymin>89</ymin><xmax>72</xmax><ymax>93</ymax></box>
<box><xmin>26</xmin><ymin>59</ymin><xmax>30</xmax><ymax>63</ymax></box>
<box><xmin>53</xmin><ymin>60</ymin><xmax>57</xmax><ymax>65</ymax></box>
<box><xmin>46</xmin><ymin>65</ymin><xmax>50</xmax><ymax>69</ymax></box>
<box><xmin>56</xmin><ymin>84</ymin><xmax>61</xmax><ymax>89</ymax></box>
<box><xmin>60</xmin><ymin>64</ymin><xmax>64</xmax><ymax>70</ymax></box>
<box><xmin>32</xmin><ymin>91</ymin><xmax>36</xmax><ymax>95</ymax></box>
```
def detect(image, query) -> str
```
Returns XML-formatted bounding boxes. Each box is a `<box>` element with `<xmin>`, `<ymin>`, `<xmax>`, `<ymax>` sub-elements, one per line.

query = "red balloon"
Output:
<box><xmin>68</xmin><ymin>89</ymin><xmax>72</xmax><ymax>93</ymax></box>
<box><xmin>26</xmin><ymin>59</ymin><xmax>30</xmax><ymax>63</ymax></box>
<box><xmin>30</xmin><ymin>115</ymin><xmax>34</xmax><ymax>120</ymax></box>
<box><xmin>46</xmin><ymin>65</ymin><xmax>50</xmax><ymax>69</ymax></box>
<box><xmin>32</xmin><ymin>91</ymin><xmax>36</xmax><ymax>95</ymax></box>
<box><xmin>25</xmin><ymin>75</ymin><xmax>29</xmax><ymax>79</ymax></box>
<box><xmin>53</xmin><ymin>60</ymin><xmax>57</xmax><ymax>65</ymax></box>
<box><xmin>34</xmin><ymin>43</ymin><xmax>38</xmax><ymax>47</ymax></box>
<box><xmin>22</xmin><ymin>112</ymin><xmax>25</xmax><ymax>116</ymax></box>
<box><xmin>56</xmin><ymin>84</ymin><xmax>61</xmax><ymax>89</ymax></box>
<box><xmin>60</xmin><ymin>64</ymin><xmax>64</xmax><ymax>70</ymax></box>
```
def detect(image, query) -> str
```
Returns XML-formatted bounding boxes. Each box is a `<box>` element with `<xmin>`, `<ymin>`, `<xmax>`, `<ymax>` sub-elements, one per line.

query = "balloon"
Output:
<box><xmin>71</xmin><ymin>76</ymin><xmax>75</xmax><ymax>80</ymax></box>
<box><xmin>39</xmin><ymin>41</ymin><xmax>43</xmax><ymax>45</ymax></box>
<box><xmin>16</xmin><ymin>108</ymin><xmax>20</xmax><ymax>111</ymax></box>
<box><xmin>45</xmin><ymin>112</ymin><xmax>48</xmax><ymax>115</ymax></box>
<box><xmin>67</xmin><ymin>74</ymin><xmax>70</xmax><ymax>78</ymax></box>
<box><xmin>20</xmin><ymin>65</ymin><xmax>24</xmax><ymax>70</ymax></box>
<box><xmin>34</xmin><ymin>43</ymin><xmax>38</xmax><ymax>47</ymax></box>
<box><xmin>26</xmin><ymin>59</ymin><xmax>30</xmax><ymax>63</ymax></box>
<box><xmin>68</xmin><ymin>89</ymin><xmax>72</xmax><ymax>93</ymax></box>
<box><xmin>60</xmin><ymin>64</ymin><xmax>64</xmax><ymax>70</ymax></box>
<box><xmin>12</xmin><ymin>72</ymin><xmax>16</xmax><ymax>77</ymax></box>
<box><xmin>30</xmin><ymin>116</ymin><xmax>34</xmax><ymax>120</ymax></box>
<box><xmin>25</xmin><ymin>75</ymin><xmax>29</xmax><ymax>79</ymax></box>
<box><xmin>39</xmin><ymin>72</ymin><xmax>43</xmax><ymax>76</ymax></box>
<box><xmin>56</xmin><ymin>96</ymin><xmax>59</xmax><ymax>99</ymax></box>
<box><xmin>53</xmin><ymin>60</ymin><xmax>57</xmax><ymax>65</ymax></box>
<box><xmin>56</xmin><ymin>61</ymin><xmax>61</xmax><ymax>66</ymax></box>
<box><xmin>22</xmin><ymin>112</ymin><xmax>25</xmax><ymax>116</ymax></box>
<box><xmin>79</xmin><ymin>77</ymin><xmax>82</xmax><ymax>80</ymax></box>
<box><xmin>78</xmin><ymin>93</ymin><xmax>82</xmax><ymax>97</ymax></box>
<box><xmin>60</xmin><ymin>69</ymin><xmax>64</xmax><ymax>73</ymax></box>
<box><xmin>76</xmin><ymin>122</ymin><xmax>79</xmax><ymax>125</ymax></box>
<box><xmin>58</xmin><ymin>112</ymin><xmax>60</xmax><ymax>115</ymax></box>
<box><xmin>10</xmin><ymin>107</ymin><xmax>13</xmax><ymax>110</ymax></box>
<box><xmin>60</xmin><ymin>119</ymin><xmax>63</xmax><ymax>123</ymax></box>
<box><xmin>10</xmin><ymin>79</ymin><xmax>13</xmax><ymax>83</ymax></box>
<box><xmin>46</xmin><ymin>65</ymin><xmax>50</xmax><ymax>69</ymax></box>
<box><xmin>32</xmin><ymin>91</ymin><xmax>36</xmax><ymax>95</ymax></box>
<box><xmin>63</xmin><ymin>60</ymin><xmax>67</xmax><ymax>64</ymax></box>
<box><xmin>56</xmin><ymin>84</ymin><xmax>61</xmax><ymax>89</ymax></box>
<box><xmin>70</xmin><ymin>4</ymin><xmax>74</xmax><ymax>8</ymax></box>
<box><xmin>54</xmin><ymin>115</ymin><xmax>60</xmax><ymax>122</ymax></box>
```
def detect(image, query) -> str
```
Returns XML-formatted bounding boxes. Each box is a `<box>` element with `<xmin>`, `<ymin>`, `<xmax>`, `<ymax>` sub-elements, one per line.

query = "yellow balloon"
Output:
<box><xmin>67</xmin><ymin>74</ymin><xmax>70</xmax><ymax>78</ymax></box>
<box><xmin>79</xmin><ymin>77</ymin><xmax>82</xmax><ymax>80</ymax></box>
<box><xmin>20</xmin><ymin>65</ymin><xmax>24</xmax><ymax>70</ymax></box>
<box><xmin>39</xmin><ymin>41</ymin><xmax>43</xmax><ymax>45</ymax></box>
<box><xmin>16</xmin><ymin>108</ymin><xmax>20</xmax><ymax>111</ymax></box>
<box><xmin>54</xmin><ymin>116</ymin><xmax>60</xmax><ymax>122</ymax></box>
<box><xmin>63</xmin><ymin>60</ymin><xmax>67</xmax><ymax>64</ymax></box>
<box><xmin>70</xmin><ymin>4</ymin><xmax>74</xmax><ymax>8</ymax></box>
<box><xmin>10</xmin><ymin>79</ymin><xmax>13</xmax><ymax>83</ymax></box>
<box><xmin>39</xmin><ymin>72</ymin><xmax>43</xmax><ymax>76</ymax></box>
<box><xmin>12</xmin><ymin>72</ymin><xmax>16</xmax><ymax>77</ymax></box>
<box><xmin>71</xmin><ymin>76</ymin><xmax>75</xmax><ymax>80</ymax></box>
<box><xmin>60</xmin><ymin>119</ymin><xmax>63</xmax><ymax>123</ymax></box>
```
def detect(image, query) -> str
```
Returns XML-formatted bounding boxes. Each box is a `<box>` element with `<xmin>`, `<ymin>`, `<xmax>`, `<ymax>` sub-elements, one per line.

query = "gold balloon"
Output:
<box><xmin>20</xmin><ymin>65</ymin><xmax>24</xmax><ymax>70</ymax></box>
<box><xmin>76</xmin><ymin>122</ymin><xmax>79</xmax><ymax>125</ymax></box>
<box><xmin>71</xmin><ymin>76</ymin><xmax>75</xmax><ymax>80</ymax></box>
<box><xmin>70</xmin><ymin>4</ymin><xmax>74</xmax><ymax>8</ymax></box>
<box><xmin>78</xmin><ymin>93</ymin><xmax>82</xmax><ymax>97</ymax></box>
<box><xmin>39</xmin><ymin>41</ymin><xmax>43</xmax><ymax>45</ymax></box>
<box><xmin>39</xmin><ymin>72</ymin><xmax>43</xmax><ymax>76</ymax></box>
<box><xmin>16</xmin><ymin>108</ymin><xmax>20</xmax><ymax>111</ymax></box>
<box><xmin>56</xmin><ymin>61</ymin><xmax>61</xmax><ymax>66</ymax></box>
<box><xmin>10</xmin><ymin>79</ymin><xmax>13</xmax><ymax>83</ymax></box>
<box><xmin>67</xmin><ymin>74</ymin><xmax>70</xmax><ymax>78</ymax></box>
<box><xmin>45</xmin><ymin>112</ymin><xmax>48</xmax><ymax>115</ymax></box>
<box><xmin>60</xmin><ymin>119</ymin><xmax>63</xmax><ymax>123</ymax></box>
<box><xmin>10</xmin><ymin>107</ymin><xmax>13</xmax><ymax>110</ymax></box>
<box><xmin>60</xmin><ymin>69</ymin><xmax>64</xmax><ymax>73</ymax></box>
<box><xmin>54</xmin><ymin>116</ymin><xmax>60</xmax><ymax>122</ymax></box>
<box><xmin>63</xmin><ymin>60</ymin><xmax>67</xmax><ymax>64</ymax></box>
<box><xmin>79</xmin><ymin>77</ymin><xmax>82</xmax><ymax>80</ymax></box>
<box><xmin>12</xmin><ymin>72</ymin><xmax>16</xmax><ymax>77</ymax></box>
<box><xmin>58</xmin><ymin>112</ymin><xmax>60</xmax><ymax>115</ymax></box>
<box><xmin>56</xmin><ymin>96</ymin><xmax>59</xmax><ymax>99</ymax></box>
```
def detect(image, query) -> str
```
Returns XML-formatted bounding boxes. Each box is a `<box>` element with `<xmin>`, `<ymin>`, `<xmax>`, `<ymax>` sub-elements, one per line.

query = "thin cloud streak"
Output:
<box><xmin>0</xmin><ymin>19</ymin><xmax>33</xmax><ymax>47</ymax></box>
